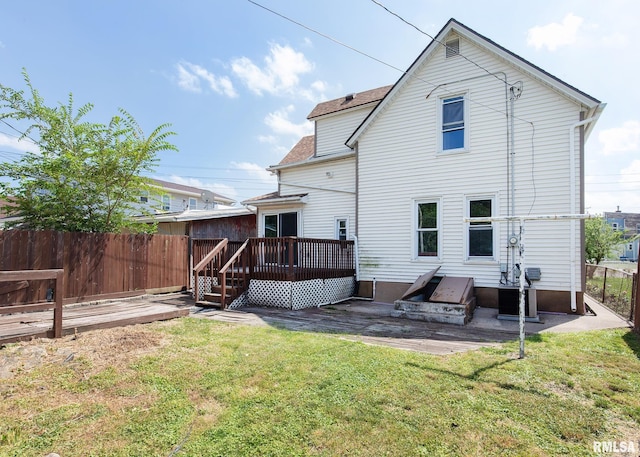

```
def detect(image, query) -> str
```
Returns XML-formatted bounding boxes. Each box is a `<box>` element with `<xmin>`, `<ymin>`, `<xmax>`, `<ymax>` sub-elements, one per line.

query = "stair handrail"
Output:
<box><xmin>220</xmin><ymin>239</ymin><xmax>249</xmax><ymax>273</ymax></box>
<box><xmin>193</xmin><ymin>238</ymin><xmax>228</xmax><ymax>273</ymax></box>
<box><xmin>193</xmin><ymin>238</ymin><xmax>228</xmax><ymax>303</ymax></box>
<box><xmin>218</xmin><ymin>239</ymin><xmax>250</xmax><ymax>307</ymax></box>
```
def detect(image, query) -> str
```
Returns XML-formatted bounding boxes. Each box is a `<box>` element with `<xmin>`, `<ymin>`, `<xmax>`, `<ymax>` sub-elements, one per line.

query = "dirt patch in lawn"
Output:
<box><xmin>0</xmin><ymin>324</ymin><xmax>169</xmax><ymax>380</ymax></box>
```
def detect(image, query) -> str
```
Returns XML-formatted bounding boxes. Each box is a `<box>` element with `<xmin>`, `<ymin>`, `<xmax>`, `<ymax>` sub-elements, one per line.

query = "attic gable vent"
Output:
<box><xmin>445</xmin><ymin>38</ymin><xmax>460</xmax><ymax>58</ymax></box>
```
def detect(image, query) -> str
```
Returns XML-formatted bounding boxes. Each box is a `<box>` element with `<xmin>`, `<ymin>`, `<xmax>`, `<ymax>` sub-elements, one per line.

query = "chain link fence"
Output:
<box><xmin>585</xmin><ymin>264</ymin><xmax>636</xmax><ymax>321</ymax></box>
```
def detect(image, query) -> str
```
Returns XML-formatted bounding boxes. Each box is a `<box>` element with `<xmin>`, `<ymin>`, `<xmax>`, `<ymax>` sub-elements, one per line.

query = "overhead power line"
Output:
<box><xmin>246</xmin><ymin>0</ymin><xmax>531</xmax><ymax>124</ymax></box>
<box><xmin>369</xmin><ymin>0</ymin><xmax>510</xmax><ymax>87</ymax></box>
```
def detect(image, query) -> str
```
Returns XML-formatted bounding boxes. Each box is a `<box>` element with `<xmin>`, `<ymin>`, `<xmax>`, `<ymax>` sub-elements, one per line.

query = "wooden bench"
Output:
<box><xmin>0</xmin><ymin>269</ymin><xmax>64</xmax><ymax>339</ymax></box>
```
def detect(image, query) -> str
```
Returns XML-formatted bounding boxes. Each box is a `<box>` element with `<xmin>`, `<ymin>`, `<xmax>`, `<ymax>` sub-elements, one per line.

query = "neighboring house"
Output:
<box><xmin>137</xmin><ymin>178</ymin><xmax>235</xmax><ymax>215</ymax></box>
<box><xmin>244</xmin><ymin>18</ymin><xmax>605</xmax><ymax>314</ymax></box>
<box><xmin>134</xmin><ymin>179</ymin><xmax>255</xmax><ymax>238</ymax></box>
<box><xmin>136</xmin><ymin>207</ymin><xmax>256</xmax><ymax>238</ymax></box>
<box><xmin>0</xmin><ymin>198</ymin><xmax>20</xmax><ymax>229</ymax></box>
<box><xmin>604</xmin><ymin>208</ymin><xmax>640</xmax><ymax>261</ymax></box>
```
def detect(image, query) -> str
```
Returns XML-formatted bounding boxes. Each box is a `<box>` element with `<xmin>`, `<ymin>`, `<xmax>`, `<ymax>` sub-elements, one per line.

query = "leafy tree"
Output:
<box><xmin>584</xmin><ymin>216</ymin><xmax>624</xmax><ymax>264</ymax></box>
<box><xmin>0</xmin><ymin>70</ymin><xmax>177</xmax><ymax>233</ymax></box>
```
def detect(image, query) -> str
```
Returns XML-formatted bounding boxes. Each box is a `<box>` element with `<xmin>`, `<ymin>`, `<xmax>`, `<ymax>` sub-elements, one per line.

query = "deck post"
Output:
<box><xmin>287</xmin><ymin>237</ymin><xmax>295</xmax><ymax>281</ymax></box>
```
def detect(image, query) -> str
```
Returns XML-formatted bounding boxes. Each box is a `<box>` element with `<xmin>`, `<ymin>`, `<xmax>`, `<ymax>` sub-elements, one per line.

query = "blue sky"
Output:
<box><xmin>1</xmin><ymin>0</ymin><xmax>638</xmax><ymax>214</ymax></box>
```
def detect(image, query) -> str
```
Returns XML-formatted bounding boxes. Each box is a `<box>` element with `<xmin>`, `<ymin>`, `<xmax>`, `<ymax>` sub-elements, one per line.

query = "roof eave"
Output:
<box><xmin>347</xmin><ymin>18</ymin><xmax>602</xmax><ymax>148</ymax></box>
<box><xmin>241</xmin><ymin>195</ymin><xmax>308</xmax><ymax>207</ymax></box>
<box><xmin>268</xmin><ymin>150</ymin><xmax>355</xmax><ymax>172</ymax></box>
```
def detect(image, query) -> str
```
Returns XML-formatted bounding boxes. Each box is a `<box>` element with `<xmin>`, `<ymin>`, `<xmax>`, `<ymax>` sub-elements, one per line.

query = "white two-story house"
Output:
<box><xmin>245</xmin><ymin>18</ymin><xmax>604</xmax><ymax>314</ymax></box>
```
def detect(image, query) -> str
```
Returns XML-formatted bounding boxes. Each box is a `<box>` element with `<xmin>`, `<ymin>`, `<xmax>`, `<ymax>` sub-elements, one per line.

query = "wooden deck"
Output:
<box><xmin>0</xmin><ymin>293</ymin><xmax>191</xmax><ymax>345</ymax></box>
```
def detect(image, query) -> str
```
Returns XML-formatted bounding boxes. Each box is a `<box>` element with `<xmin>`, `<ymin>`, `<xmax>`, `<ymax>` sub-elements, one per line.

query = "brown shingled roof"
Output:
<box><xmin>278</xmin><ymin>135</ymin><xmax>315</xmax><ymax>166</ymax></box>
<box><xmin>307</xmin><ymin>85</ymin><xmax>393</xmax><ymax>119</ymax></box>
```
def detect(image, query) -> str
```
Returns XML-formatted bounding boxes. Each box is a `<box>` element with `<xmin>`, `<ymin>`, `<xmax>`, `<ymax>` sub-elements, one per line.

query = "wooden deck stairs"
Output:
<box><xmin>202</xmin><ymin>274</ymin><xmax>246</xmax><ymax>307</ymax></box>
<box><xmin>194</xmin><ymin>239</ymin><xmax>250</xmax><ymax>309</ymax></box>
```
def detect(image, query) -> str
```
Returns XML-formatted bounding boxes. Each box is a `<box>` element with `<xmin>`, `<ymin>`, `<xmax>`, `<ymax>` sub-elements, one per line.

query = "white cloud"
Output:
<box><xmin>0</xmin><ymin>133</ymin><xmax>39</xmax><ymax>154</ymax></box>
<box><xmin>258</xmin><ymin>135</ymin><xmax>278</xmax><ymax>144</ymax></box>
<box><xmin>598</xmin><ymin>121</ymin><xmax>640</xmax><ymax>156</ymax></box>
<box><xmin>176</xmin><ymin>63</ymin><xmax>201</xmax><ymax>93</ymax></box>
<box><xmin>527</xmin><ymin>14</ymin><xmax>584</xmax><ymax>51</ymax></box>
<box><xmin>175</xmin><ymin>62</ymin><xmax>237</xmax><ymax>98</ymax></box>
<box><xmin>232</xmin><ymin>161</ymin><xmax>277</xmax><ymax>184</ymax></box>
<box><xmin>264</xmin><ymin>105</ymin><xmax>313</xmax><ymax>138</ymax></box>
<box><xmin>619</xmin><ymin>160</ymin><xmax>640</xmax><ymax>191</ymax></box>
<box><xmin>231</xmin><ymin>43</ymin><xmax>325</xmax><ymax>102</ymax></box>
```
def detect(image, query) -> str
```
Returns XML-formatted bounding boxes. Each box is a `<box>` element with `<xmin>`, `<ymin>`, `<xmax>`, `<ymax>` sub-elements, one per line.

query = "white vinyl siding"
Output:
<box><xmin>278</xmin><ymin>156</ymin><xmax>355</xmax><ymax>239</ymax></box>
<box><xmin>355</xmin><ymin>33</ymin><xmax>585</xmax><ymax>292</ymax></box>
<box><xmin>315</xmin><ymin>105</ymin><xmax>375</xmax><ymax>157</ymax></box>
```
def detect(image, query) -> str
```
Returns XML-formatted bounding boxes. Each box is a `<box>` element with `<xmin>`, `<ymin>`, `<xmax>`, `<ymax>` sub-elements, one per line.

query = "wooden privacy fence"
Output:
<box><xmin>0</xmin><ymin>230</ymin><xmax>189</xmax><ymax>306</ymax></box>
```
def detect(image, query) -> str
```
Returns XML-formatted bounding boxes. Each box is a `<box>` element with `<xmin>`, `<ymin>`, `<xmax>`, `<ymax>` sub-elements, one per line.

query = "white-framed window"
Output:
<box><xmin>466</xmin><ymin>196</ymin><xmax>495</xmax><ymax>259</ymax></box>
<box><xmin>139</xmin><ymin>191</ymin><xmax>149</xmax><ymax>204</ymax></box>
<box><xmin>415</xmin><ymin>199</ymin><xmax>440</xmax><ymax>258</ymax></box>
<box><xmin>189</xmin><ymin>197</ymin><xmax>197</xmax><ymax>210</ymax></box>
<box><xmin>262</xmin><ymin>212</ymin><xmax>299</xmax><ymax>238</ymax></box>
<box><xmin>611</xmin><ymin>222</ymin><xmax>619</xmax><ymax>231</ymax></box>
<box><xmin>335</xmin><ymin>217</ymin><xmax>348</xmax><ymax>241</ymax></box>
<box><xmin>162</xmin><ymin>194</ymin><xmax>171</xmax><ymax>211</ymax></box>
<box><xmin>439</xmin><ymin>93</ymin><xmax>468</xmax><ymax>152</ymax></box>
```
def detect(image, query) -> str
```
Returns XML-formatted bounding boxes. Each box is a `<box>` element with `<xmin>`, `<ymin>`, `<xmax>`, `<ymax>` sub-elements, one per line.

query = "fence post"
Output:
<box><xmin>634</xmin><ymin>264</ymin><xmax>640</xmax><ymax>333</ymax></box>
<box><xmin>602</xmin><ymin>267</ymin><xmax>607</xmax><ymax>303</ymax></box>
<box><xmin>53</xmin><ymin>270</ymin><xmax>64</xmax><ymax>338</ymax></box>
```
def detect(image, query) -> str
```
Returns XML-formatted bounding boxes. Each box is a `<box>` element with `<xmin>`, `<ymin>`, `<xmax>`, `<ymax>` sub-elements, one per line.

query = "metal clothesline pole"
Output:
<box><xmin>464</xmin><ymin>213</ymin><xmax>594</xmax><ymax>358</ymax></box>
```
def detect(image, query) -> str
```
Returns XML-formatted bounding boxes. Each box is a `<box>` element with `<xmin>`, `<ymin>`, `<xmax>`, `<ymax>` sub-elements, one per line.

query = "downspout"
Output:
<box><xmin>568</xmin><ymin>105</ymin><xmax>605</xmax><ymax>311</ymax></box>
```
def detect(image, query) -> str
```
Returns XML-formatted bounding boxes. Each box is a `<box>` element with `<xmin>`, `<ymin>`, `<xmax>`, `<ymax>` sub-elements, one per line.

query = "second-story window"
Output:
<box><xmin>162</xmin><ymin>194</ymin><xmax>171</xmax><ymax>211</ymax></box>
<box><xmin>442</xmin><ymin>95</ymin><xmax>465</xmax><ymax>151</ymax></box>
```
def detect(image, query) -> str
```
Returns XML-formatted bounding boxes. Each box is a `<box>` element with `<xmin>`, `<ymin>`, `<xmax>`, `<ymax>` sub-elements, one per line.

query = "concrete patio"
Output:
<box><xmin>192</xmin><ymin>294</ymin><xmax>632</xmax><ymax>355</ymax></box>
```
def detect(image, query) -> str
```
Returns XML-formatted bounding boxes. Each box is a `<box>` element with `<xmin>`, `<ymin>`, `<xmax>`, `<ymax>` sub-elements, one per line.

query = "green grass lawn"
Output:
<box><xmin>1</xmin><ymin>318</ymin><xmax>639</xmax><ymax>456</ymax></box>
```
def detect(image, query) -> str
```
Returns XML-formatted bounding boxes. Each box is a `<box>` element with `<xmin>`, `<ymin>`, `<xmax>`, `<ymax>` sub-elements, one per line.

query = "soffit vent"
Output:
<box><xmin>445</xmin><ymin>38</ymin><xmax>460</xmax><ymax>58</ymax></box>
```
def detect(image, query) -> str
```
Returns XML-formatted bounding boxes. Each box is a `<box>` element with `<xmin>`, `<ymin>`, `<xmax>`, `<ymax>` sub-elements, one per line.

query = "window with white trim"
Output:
<box><xmin>335</xmin><ymin>218</ymin><xmax>348</xmax><ymax>241</ymax></box>
<box><xmin>189</xmin><ymin>197</ymin><xmax>197</xmax><ymax>210</ymax></box>
<box><xmin>467</xmin><ymin>197</ymin><xmax>494</xmax><ymax>258</ymax></box>
<box><xmin>441</xmin><ymin>95</ymin><xmax>466</xmax><ymax>151</ymax></box>
<box><xmin>162</xmin><ymin>194</ymin><xmax>171</xmax><ymax>211</ymax></box>
<box><xmin>416</xmin><ymin>201</ymin><xmax>439</xmax><ymax>257</ymax></box>
<box><xmin>139</xmin><ymin>191</ymin><xmax>149</xmax><ymax>204</ymax></box>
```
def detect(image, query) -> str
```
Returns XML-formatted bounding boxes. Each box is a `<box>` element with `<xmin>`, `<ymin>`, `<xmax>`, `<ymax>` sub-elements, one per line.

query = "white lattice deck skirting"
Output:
<box><xmin>243</xmin><ymin>277</ymin><xmax>355</xmax><ymax>310</ymax></box>
<box><xmin>194</xmin><ymin>276</ymin><xmax>219</xmax><ymax>301</ymax></box>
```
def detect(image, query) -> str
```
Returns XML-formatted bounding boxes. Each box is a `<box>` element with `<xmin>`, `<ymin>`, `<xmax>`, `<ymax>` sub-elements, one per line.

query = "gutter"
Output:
<box><xmin>568</xmin><ymin>104</ymin><xmax>606</xmax><ymax>311</ymax></box>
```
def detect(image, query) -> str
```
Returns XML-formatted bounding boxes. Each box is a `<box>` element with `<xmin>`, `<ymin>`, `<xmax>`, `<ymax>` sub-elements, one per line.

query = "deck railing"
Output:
<box><xmin>192</xmin><ymin>237</ymin><xmax>356</xmax><ymax>291</ymax></box>
<box><xmin>0</xmin><ymin>269</ymin><xmax>64</xmax><ymax>338</ymax></box>
<box><xmin>249</xmin><ymin>237</ymin><xmax>355</xmax><ymax>281</ymax></box>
